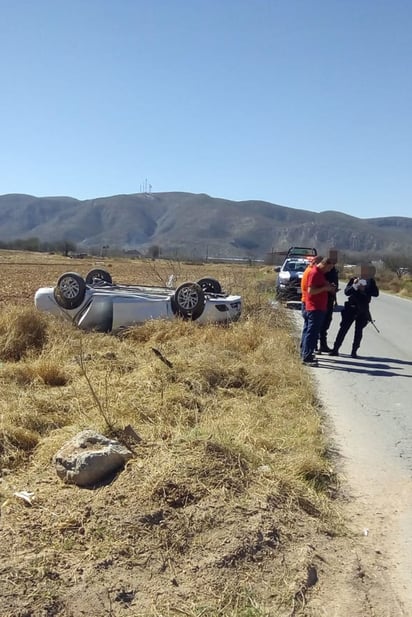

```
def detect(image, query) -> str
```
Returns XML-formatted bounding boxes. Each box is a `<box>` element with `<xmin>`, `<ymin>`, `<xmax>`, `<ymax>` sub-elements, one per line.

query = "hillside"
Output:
<box><xmin>0</xmin><ymin>192</ymin><xmax>411</xmax><ymax>258</ymax></box>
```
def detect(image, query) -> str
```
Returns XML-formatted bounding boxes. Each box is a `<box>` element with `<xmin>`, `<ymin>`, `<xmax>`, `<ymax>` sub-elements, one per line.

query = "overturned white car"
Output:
<box><xmin>34</xmin><ymin>269</ymin><xmax>242</xmax><ymax>332</ymax></box>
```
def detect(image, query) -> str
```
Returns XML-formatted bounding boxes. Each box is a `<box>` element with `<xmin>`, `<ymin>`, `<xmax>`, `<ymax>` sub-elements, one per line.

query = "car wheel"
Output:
<box><xmin>196</xmin><ymin>277</ymin><xmax>222</xmax><ymax>294</ymax></box>
<box><xmin>54</xmin><ymin>272</ymin><xmax>86</xmax><ymax>309</ymax></box>
<box><xmin>174</xmin><ymin>282</ymin><xmax>205</xmax><ymax>320</ymax></box>
<box><xmin>85</xmin><ymin>269</ymin><xmax>113</xmax><ymax>285</ymax></box>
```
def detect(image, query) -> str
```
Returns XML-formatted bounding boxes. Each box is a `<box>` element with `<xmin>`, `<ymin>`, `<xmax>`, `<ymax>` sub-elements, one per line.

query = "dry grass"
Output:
<box><xmin>0</xmin><ymin>252</ymin><xmax>341</xmax><ymax>617</ymax></box>
<box><xmin>372</xmin><ymin>267</ymin><xmax>412</xmax><ymax>298</ymax></box>
<box><xmin>0</xmin><ymin>307</ymin><xmax>48</xmax><ymax>361</ymax></box>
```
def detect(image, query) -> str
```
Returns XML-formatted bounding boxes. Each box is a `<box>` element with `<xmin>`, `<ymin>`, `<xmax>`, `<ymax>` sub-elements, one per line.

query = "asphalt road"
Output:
<box><xmin>292</xmin><ymin>289</ymin><xmax>412</xmax><ymax>611</ymax></box>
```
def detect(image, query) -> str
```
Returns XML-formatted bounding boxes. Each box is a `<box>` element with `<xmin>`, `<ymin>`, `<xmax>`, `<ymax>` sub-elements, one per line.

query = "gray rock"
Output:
<box><xmin>54</xmin><ymin>429</ymin><xmax>133</xmax><ymax>486</ymax></box>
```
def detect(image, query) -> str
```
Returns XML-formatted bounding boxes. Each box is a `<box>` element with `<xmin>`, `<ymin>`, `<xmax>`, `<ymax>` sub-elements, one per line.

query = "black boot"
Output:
<box><xmin>319</xmin><ymin>343</ymin><xmax>332</xmax><ymax>353</ymax></box>
<box><xmin>329</xmin><ymin>347</ymin><xmax>339</xmax><ymax>356</ymax></box>
<box><xmin>318</xmin><ymin>337</ymin><xmax>331</xmax><ymax>353</ymax></box>
<box><xmin>351</xmin><ymin>348</ymin><xmax>359</xmax><ymax>358</ymax></box>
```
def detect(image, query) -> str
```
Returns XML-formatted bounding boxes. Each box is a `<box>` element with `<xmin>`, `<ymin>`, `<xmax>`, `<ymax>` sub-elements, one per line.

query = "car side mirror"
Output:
<box><xmin>274</xmin><ymin>266</ymin><xmax>281</xmax><ymax>272</ymax></box>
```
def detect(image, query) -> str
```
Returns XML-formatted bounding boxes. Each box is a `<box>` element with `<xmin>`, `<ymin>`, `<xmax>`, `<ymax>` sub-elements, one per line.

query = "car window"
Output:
<box><xmin>287</xmin><ymin>247</ymin><xmax>317</xmax><ymax>257</ymax></box>
<box><xmin>283</xmin><ymin>260</ymin><xmax>307</xmax><ymax>272</ymax></box>
<box><xmin>295</xmin><ymin>263</ymin><xmax>307</xmax><ymax>272</ymax></box>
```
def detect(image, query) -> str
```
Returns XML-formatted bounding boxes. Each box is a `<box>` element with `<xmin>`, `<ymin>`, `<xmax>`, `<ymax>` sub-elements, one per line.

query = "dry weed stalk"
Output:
<box><xmin>75</xmin><ymin>339</ymin><xmax>115</xmax><ymax>433</ymax></box>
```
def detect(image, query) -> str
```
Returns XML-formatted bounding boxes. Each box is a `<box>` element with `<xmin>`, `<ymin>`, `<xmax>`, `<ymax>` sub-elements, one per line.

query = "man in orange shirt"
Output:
<box><xmin>300</xmin><ymin>256</ymin><xmax>322</xmax><ymax>352</ymax></box>
<box><xmin>301</xmin><ymin>256</ymin><xmax>322</xmax><ymax>306</ymax></box>
<box><xmin>301</xmin><ymin>257</ymin><xmax>336</xmax><ymax>366</ymax></box>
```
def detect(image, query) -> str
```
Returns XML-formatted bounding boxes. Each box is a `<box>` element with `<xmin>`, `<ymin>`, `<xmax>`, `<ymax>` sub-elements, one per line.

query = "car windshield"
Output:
<box><xmin>284</xmin><ymin>261</ymin><xmax>307</xmax><ymax>273</ymax></box>
<box><xmin>287</xmin><ymin>247</ymin><xmax>317</xmax><ymax>257</ymax></box>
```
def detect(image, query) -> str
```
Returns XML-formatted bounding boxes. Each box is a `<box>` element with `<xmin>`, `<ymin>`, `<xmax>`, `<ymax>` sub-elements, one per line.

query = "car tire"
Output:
<box><xmin>54</xmin><ymin>272</ymin><xmax>86</xmax><ymax>309</ymax></box>
<box><xmin>85</xmin><ymin>269</ymin><xmax>113</xmax><ymax>285</ymax></box>
<box><xmin>174</xmin><ymin>282</ymin><xmax>205</xmax><ymax>320</ymax></box>
<box><xmin>196</xmin><ymin>277</ymin><xmax>222</xmax><ymax>294</ymax></box>
<box><xmin>275</xmin><ymin>289</ymin><xmax>287</xmax><ymax>302</ymax></box>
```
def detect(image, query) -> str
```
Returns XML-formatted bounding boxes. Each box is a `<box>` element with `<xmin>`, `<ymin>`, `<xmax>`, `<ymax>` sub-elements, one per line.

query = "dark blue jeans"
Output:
<box><xmin>301</xmin><ymin>310</ymin><xmax>326</xmax><ymax>361</ymax></box>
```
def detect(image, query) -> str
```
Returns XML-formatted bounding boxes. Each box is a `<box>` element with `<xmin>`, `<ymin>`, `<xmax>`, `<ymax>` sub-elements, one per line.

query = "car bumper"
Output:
<box><xmin>196</xmin><ymin>296</ymin><xmax>242</xmax><ymax>324</ymax></box>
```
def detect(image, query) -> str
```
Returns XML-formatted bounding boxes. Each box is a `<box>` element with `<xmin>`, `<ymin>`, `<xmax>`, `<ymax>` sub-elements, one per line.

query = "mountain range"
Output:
<box><xmin>0</xmin><ymin>192</ymin><xmax>411</xmax><ymax>258</ymax></box>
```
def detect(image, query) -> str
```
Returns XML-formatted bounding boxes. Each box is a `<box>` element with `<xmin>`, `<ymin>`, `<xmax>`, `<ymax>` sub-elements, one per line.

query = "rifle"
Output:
<box><xmin>367</xmin><ymin>310</ymin><xmax>380</xmax><ymax>333</ymax></box>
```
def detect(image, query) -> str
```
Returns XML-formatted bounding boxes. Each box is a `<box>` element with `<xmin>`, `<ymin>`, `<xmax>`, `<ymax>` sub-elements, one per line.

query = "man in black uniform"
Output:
<box><xmin>329</xmin><ymin>276</ymin><xmax>379</xmax><ymax>358</ymax></box>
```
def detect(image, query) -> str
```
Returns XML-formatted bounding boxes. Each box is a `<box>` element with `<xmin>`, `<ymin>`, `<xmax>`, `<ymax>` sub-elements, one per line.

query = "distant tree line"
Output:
<box><xmin>0</xmin><ymin>237</ymin><xmax>163</xmax><ymax>260</ymax></box>
<box><xmin>1</xmin><ymin>237</ymin><xmax>411</xmax><ymax>273</ymax></box>
<box><xmin>0</xmin><ymin>237</ymin><xmax>78</xmax><ymax>256</ymax></box>
<box><xmin>378</xmin><ymin>254</ymin><xmax>412</xmax><ymax>273</ymax></box>
<box><xmin>342</xmin><ymin>250</ymin><xmax>412</xmax><ymax>272</ymax></box>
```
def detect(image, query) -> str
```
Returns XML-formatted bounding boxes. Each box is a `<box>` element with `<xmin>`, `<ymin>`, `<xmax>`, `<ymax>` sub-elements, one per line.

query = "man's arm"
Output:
<box><xmin>367</xmin><ymin>278</ymin><xmax>379</xmax><ymax>297</ymax></box>
<box><xmin>344</xmin><ymin>277</ymin><xmax>357</xmax><ymax>297</ymax></box>
<box><xmin>308</xmin><ymin>270</ymin><xmax>336</xmax><ymax>296</ymax></box>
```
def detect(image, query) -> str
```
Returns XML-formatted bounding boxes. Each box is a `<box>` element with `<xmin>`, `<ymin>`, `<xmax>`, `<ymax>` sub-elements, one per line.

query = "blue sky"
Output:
<box><xmin>1</xmin><ymin>0</ymin><xmax>411</xmax><ymax>218</ymax></box>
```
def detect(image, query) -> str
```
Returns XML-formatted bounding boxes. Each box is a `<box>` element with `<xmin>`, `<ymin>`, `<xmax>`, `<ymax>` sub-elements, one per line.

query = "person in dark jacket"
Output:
<box><xmin>329</xmin><ymin>276</ymin><xmax>379</xmax><ymax>358</ymax></box>
<box><xmin>318</xmin><ymin>261</ymin><xmax>339</xmax><ymax>352</ymax></box>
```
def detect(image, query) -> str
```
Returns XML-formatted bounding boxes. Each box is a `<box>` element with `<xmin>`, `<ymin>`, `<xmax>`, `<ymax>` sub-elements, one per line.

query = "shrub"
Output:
<box><xmin>0</xmin><ymin>307</ymin><xmax>48</xmax><ymax>361</ymax></box>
